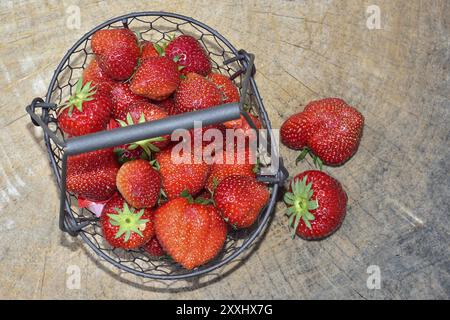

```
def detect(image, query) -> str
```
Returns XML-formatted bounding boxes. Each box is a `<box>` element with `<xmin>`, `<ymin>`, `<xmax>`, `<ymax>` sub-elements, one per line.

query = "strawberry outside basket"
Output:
<box><xmin>26</xmin><ymin>12</ymin><xmax>288</xmax><ymax>280</ymax></box>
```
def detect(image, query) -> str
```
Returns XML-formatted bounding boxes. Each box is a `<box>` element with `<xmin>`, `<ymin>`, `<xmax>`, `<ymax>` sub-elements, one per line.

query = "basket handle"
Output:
<box><xmin>65</xmin><ymin>102</ymin><xmax>240</xmax><ymax>156</ymax></box>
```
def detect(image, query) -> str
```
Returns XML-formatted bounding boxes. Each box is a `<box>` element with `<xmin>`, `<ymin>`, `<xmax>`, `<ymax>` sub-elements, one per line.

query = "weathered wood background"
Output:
<box><xmin>0</xmin><ymin>0</ymin><xmax>448</xmax><ymax>299</ymax></box>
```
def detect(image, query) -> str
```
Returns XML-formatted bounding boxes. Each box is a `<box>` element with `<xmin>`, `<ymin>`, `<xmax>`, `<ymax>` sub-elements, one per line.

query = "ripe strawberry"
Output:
<box><xmin>130</xmin><ymin>56</ymin><xmax>180</xmax><ymax>100</ymax></box>
<box><xmin>156</xmin><ymin>97</ymin><xmax>178</xmax><ymax>115</ymax></box>
<box><xmin>223</xmin><ymin>113</ymin><xmax>261</xmax><ymax>146</ymax></box>
<box><xmin>165</xmin><ymin>35</ymin><xmax>212</xmax><ymax>76</ymax></box>
<box><xmin>174</xmin><ymin>73</ymin><xmax>222</xmax><ymax>113</ymax></box>
<box><xmin>101</xmin><ymin>194</ymin><xmax>154</xmax><ymax>249</ymax></box>
<box><xmin>140</xmin><ymin>40</ymin><xmax>162</xmax><ymax>61</ymax></box>
<box><xmin>207</xmin><ymin>72</ymin><xmax>240</xmax><ymax>103</ymax></box>
<box><xmin>143</xmin><ymin>236</ymin><xmax>165</xmax><ymax>256</ymax></box>
<box><xmin>106</xmin><ymin>119</ymin><xmax>146</xmax><ymax>164</ymax></box>
<box><xmin>57</xmin><ymin>79</ymin><xmax>112</xmax><ymax>137</ymax></box>
<box><xmin>156</xmin><ymin>146</ymin><xmax>210</xmax><ymax>200</ymax></box>
<box><xmin>125</xmin><ymin>101</ymin><xmax>170</xmax><ymax>152</ymax></box>
<box><xmin>280</xmin><ymin>98</ymin><xmax>364</xmax><ymax>167</ymax></box>
<box><xmin>214</xmin><ymin>175</ymin><xmax>269</xmax><ymax>228</ymax></box>
<box><xmin>116</xmin><ymin>159</ymin><xmax>161</xmax><ymax>209</ymax></box>
<box><xmin>110</xmin><ymin>82</ymin><xmax>148</xmax><ymax>121</ymax></box>
<box><xmin>91</xmin><ymin>28</ymin><xmax>140</xmax><ymax>80</ymax></box>
<box><xmin>284</xmin><ymin>170</ymin><xmax>347</xmax><ymax>240</ymax></box>
<box><xmin>82</xmin><ymin>58</ymin><xmax>115</xmax><ymax>90</ymax></box>
<box><xmin>206</xmin><ymin>146</ymin><xmax>256</xmax><ymax>191</ymax></box>
<box><xmin>154</xmin><ymin>198</ymin><xmax>226</xmax><ymax>269</ymax></box>
<box><xmin>67</xmin><ymin>148</ymin><xmax>119</xmax><ymax>201</ymax></box>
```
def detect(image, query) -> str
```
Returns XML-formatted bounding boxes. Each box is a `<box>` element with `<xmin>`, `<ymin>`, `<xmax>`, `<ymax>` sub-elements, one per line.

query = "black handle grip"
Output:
<box><xmin>65</xmin><ymin>102</ymin><xmax>241</xmax><ymax>156</ymax></box>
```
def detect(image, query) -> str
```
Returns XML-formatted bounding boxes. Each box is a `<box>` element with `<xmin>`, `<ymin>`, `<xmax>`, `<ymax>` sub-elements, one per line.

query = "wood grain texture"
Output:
<box><xmin>0</xmin><ymin>0</ymin><xmax>449</xmax><ymax>299</ymax></box>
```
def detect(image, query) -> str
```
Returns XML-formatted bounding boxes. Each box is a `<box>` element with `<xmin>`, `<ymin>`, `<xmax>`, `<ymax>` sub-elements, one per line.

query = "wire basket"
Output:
<box><xmin>26</xmin><ymin>12</ymin><xmax>288</xmax><ymax>280</ymax></box>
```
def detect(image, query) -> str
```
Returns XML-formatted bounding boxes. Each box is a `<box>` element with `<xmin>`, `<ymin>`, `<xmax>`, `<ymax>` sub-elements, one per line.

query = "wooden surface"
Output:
<box><xmin>0</xmin><ymin>0</ymin><xmax>449</xmax><ymax>299</ymax></box>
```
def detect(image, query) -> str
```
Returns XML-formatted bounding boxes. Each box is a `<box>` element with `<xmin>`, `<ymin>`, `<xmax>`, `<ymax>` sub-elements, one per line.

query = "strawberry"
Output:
<box><xmin>91</xmin><ymin>28</ymin><xmax>140</xmax><ymax>80</ymax></box>
<box><xmin>115</xmin><ymin>101</ymin><xmax>171</xmax><ymax>154</ymax></box>
<box><xmin>57</xmin><ymin>79</ymin><xmax>112</xmax><ymax>137</ymax></box>
<box><xmin>154</xmin><ymin>197</ymin><xmax>227</xmax><ymax>269</ymax></box>
<box><xmin>156</xmin><ymin>97</ymin><xmax>178</xmax><ymax>115</ymax></box>
<box><xmin>107</xmin><ymin>119</ymin><xmax>146</xmax><ymax>164</ymax></box>
<box><xmin>223</xmin><ymin>113</ymin><xmax>261</xmax><ymax>147</ymax></box>
<box><xmin>116</xmin><ymin>159</ymin><xmax>161</xmax><ymax>209</ymax></box>
<box><xmin>206</xmin><ymin>145</ymin><xmax>256</xmax><ymax>191</ymax></box>
<box><xmin>82</xmin><ymin>58</ymin><xmax>115</xmax><ymax>90</ymax></box>
<box><xmin>280</xmin><ymin>98</ymin><xmax>364</xmax><ymax>167</ymax></box>
<box><xmin>156</xmin><ymin>146</ymin><xmax>210</xmax><ymax>200</ymax></box>
<box><xmin>110</xmin><ymin>82</ymin><xmax>148</xmax><ymax>121</ymax></box>
<box><xmin>284</xmin><ymin>170</ymin><xmax>347</xmax><ymax>240</ymax></box>
<box><xmin>165</xmin><ymin>35</ymin><xmax>212</xmax><ymax>76</ymax></box>
<box><xmin>130</xmin><ymin>56</ymin><xmax>180</xmax><ymax>100</ymax></box>
<box><xmin>214</xmin><ymin>175</ymin><xmax>269</xmax><ymax>228</ymax></box>
<box><xmin>143</xmin><ymin>236</ymin><xmax>165</xmax><ymax>256</ymax></box>
<box><xmin>67</xmin><ymin>148</ymin><xmax>119</xmax><ymax>201</ymax></box>
<box><xmin>140</xmin><ymin>40</ymin><xmax>161</xmax><ymax>61</ymax></box>
<box><xmin>207</xmin><ymin>72</ymin><xmax>240</xmax><ymax>103</ymax></box>
<box><xmin>174</xmin><ymin>73</ymin><xmax>222</xmax><ymax>113</ymax></box>
<box><xmin>101</xmin><ymin>194</ymin><xmax>154</xmax><ymax>249</ymax></box>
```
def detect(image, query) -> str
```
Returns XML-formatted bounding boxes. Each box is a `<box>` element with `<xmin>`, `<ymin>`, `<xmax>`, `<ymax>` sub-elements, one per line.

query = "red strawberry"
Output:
<box><xmin>206</xmin><ymin>146</ymin><xmax>256</xmax><ymax>191</ymax></box>
<box><xmin>57</xmin><ymin>79</ymin><xmax>112</xmax><ymax>137</ymax></box>
<box><xmin>214</xmin><ymin>175</ymin><xmax>269</xmax><ymax>228</ymax></box>
<box><xmin>207</xmin><ymin>72</ymin><xmax>240</xmax><ymax>103</ymax></box>
<box><xmin>223</xmin><ymin>113</ymin><xmax>261</xmax><ymax>146</ymax></box>
<box><xmin>67</xmin><ymin>148</ymin><xmax>119</xmax><ymax>201</ymax></box>
<box><xmin>154</xmin><ymin>198</ymin><xmax>226</xmax><ymax>269</ymax></box>
<box><xmin>140</xmin><ymin>40</ymin><xmax>161</xmax><ymax>61</ymax></box>
<box><xmin>165</xmin><ymin>35</ymin><xmax>212</xmax><ymax>76</ymax></box>
<box><xmin>91</xmin><ymin>28</ymin><xmax>140</xmax><ymax>80</ymax></box>
<box><xmin>101</xmin><ymin>194</ymin><xmax>154</xmax><ymax>249</ymax></box>
<box><xmin>186</xmin><ymin>123</ymin><xmax>226</xmax><ymax>151</ymax></box>
<box><xmin>107</xmin><ymin>119</ymin><xmax>146</xmax><ymax>163</ymax></box>
<box><xmin>110</xmin><ymin>82</ymin><xmax>148</xmax><ymax>121</ymax></box>
<box><xmin>143</xmin><ymin>236</ymin><xmax>165</xmax><ymax>256</ymax></box>
<box><xmin>280</xmin><ymin>98</ymin><xmax>364</xmax><ymax>166</ymax></box>
<box><xmin>125</xmin><ymin>101</ymin><xmax>171</xmax><ymax>152</ymax></box>
<box><xmin>116</xmin><ymin>159</ymin><xmax>161</xmax><ymax>209</ymax></box>
<box><xmin>284</xmin><ymin>170</ymin><xmax>347</xmax><ymax>240</ymax></box>
<box><xmin>156</xmin><ymin>97</ymin><xmax>178</xmax><ymax>115</ymax></box>
<box><xmin>130</xmin><ymin>56</ymin><xmax>180</xmax><ymax>100</ymax></box>
<box><xmin>174</xmin><ymin>73</ymin><xmax>222</xmax><ymax>113</ymax></box>
<box><xmin>156</xmin><ymin>146</ymin><xmax>210</xmax><ymax>200</ymax></box>
<box><xmin>82</xmin><ymin>58</ymin><xmax>115</xmax><ymax>90</ymax></box>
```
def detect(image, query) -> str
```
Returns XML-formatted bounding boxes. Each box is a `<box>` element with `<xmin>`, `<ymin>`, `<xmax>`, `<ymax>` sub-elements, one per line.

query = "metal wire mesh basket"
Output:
<box><xmin>26</xmin><ymin>12</ymin><xmax>287</xmax><ymax>280</ymax></box>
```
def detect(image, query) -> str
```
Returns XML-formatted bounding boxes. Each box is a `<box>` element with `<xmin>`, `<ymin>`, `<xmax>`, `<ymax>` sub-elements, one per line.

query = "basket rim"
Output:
<box><xmin>43</xmin><ymin>11</ymin><xmax>279</xmax><ymax>280</ymax></box>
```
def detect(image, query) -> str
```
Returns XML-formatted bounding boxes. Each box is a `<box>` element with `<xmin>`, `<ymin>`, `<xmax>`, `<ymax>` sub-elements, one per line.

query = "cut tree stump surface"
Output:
<box><xmin>0</xmin><ymin>0</ymin><xmax>448</xmax><ymax>299</ymax></box>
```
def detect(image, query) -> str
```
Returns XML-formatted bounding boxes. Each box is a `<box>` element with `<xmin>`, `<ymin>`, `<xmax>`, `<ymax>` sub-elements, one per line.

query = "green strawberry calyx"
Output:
<box><xmin>60</xmin><ymin>78</ymin><xmax>96</xmax><ymax>117</ymax></box>
<box><xmin>295</xmin><ymin>147</ymin><xmax>323</xmax><ymax>171</ymax></box>
<box><xmin>107</xmin><ymin>203</ymin><xmax>149</xmax><ymax>242</ymax></box>
<box><xmin>284</xmin><ymin>175</ymin><xmax>319</xmax><ymax>238</ymax></box>
<box><xmin>116</xmin><ymin>113</ymin><xmax>166</xmax><ymax>157</ymax></box>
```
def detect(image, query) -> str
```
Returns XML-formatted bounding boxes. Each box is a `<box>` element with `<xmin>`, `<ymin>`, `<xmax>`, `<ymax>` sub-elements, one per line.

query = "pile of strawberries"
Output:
<box><xmin>280</xmin><ymin>97</ymin><xmax>364</xmax><ymax>240</ymax></box>
<box><xmin>57</xmin><ymin>28</ymin><xmax>268</xmax><ymax>270</ymax></box>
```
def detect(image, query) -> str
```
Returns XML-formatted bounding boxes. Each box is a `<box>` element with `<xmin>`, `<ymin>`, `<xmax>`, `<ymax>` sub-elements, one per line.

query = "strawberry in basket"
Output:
<box><xmin>130</xmin><ymin>56</ymin><xmax>180</xmax><ymax>100</ymax></box>
<box><xmin>101</xmin><ymin>194</ymin><xmax>155</xmax><ymax>249</ymax></box>
<box><xmin>57</xmin><ymin>78</ymin><xmax>113</xmax><ymax>137</ymax></box>
<box><xmin>66</xmin><ymin>148</ymin><xmax>119</xmax><ymax>202</ymax></box>
<box><xmin>110</xmin><ymin>82</ymin><xmax>148</xmax><ymax>121</ymax></box>
<box><xmin>214</xmin><ymin>175</ymin><xmax>270</xmax><ymax>229</ymax></box>
<box><xmin>92</xmin><ymin>28</ymin><xmax>140</xmax><ymax>81</ymax></box>
<box><xmin>174</xmin><ymin>72</ymin><xmax>223</xmax><ymax>113</ymax></box>
<box><xmin>154</xmin><ymin>197</ymin><xmax>226</xmax><ymax>269</ymax></box>
<box><xmin>165</xmin><ymin>35</ymin><xmax>212</xmax><ymax>76</ymax></box>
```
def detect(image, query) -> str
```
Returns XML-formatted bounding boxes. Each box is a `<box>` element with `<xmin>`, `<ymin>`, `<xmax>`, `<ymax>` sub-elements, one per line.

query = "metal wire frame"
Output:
<box><xmin>26</xmin><ymin>12</ymin><xmax>287</xmax><ymax>280</ymax></box>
